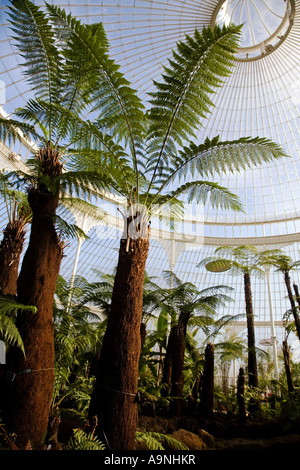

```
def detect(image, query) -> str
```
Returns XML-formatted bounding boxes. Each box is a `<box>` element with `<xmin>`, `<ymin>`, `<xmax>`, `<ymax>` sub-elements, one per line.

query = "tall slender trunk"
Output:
<box><xmin>293</xmin><ymin>283</ymin><xmax>300</xmax><ymax>307</ymax></box>
<box><xmin>89</xmin><ymin>220</ymin><xmax>149</xmax><ymax>450</ymax></box>
<box><xmin>161</xmin><ymin>311</ymin><xmax>189</xmax><ymax>416</ymax></box>
<box><xmin>244</xmin><ymin>272</ymin><xmax>260</xmax><ymax>414</ymax></box>
<box><xmin>140</xmin><ymin>322</ymin><xmax>147</xmax><ymax>349</ymax></box>
<box><xmin>189</xmin><ymin>373</ymin><xmax>201</xmax><ymax>413</ymax></box>
<box><xmin>199</xmin><ymin>343</ymin><xmax>214</xmax><ymax>417</ymax></box>
<box><xmin>284</xmin><ymin>272</ymin><xmax>300</xmax><ymax>341</ymax></box>
<box><xmin>161</xmin><ymin>329</ymin><xmax>174</xmax><ymax>397</ymax></box>
<box><xmin>169</xmin><ymin>323</ymin><xmax>185</xmax><ymax>417</ymax></box>
<box><xmin>0</xmin><ymin>218</ymin><xmax>26</xmax><ymax>295</ymax></box>
<box><xmin>282</xmin><ymin>339</ymin><xmax>294</xmax><ymax>394</ymax></box>
<box><xmin>237</xmin><ymin>367</ymin><xmax>246</xmax><ymax>421</ymax></box>
<box><xmin>244</xmin><ymin>272</ymin><xmax>258</xmax><ymax>389</ymax></box>
<box><xmin>3</xmin><ymin>144</ymin><xmax>63</xmax><ymax>448</ymax></box>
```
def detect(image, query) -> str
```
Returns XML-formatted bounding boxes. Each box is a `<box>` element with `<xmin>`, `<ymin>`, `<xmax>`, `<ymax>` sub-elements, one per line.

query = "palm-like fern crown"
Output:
<box><xmin>161</xmin><ymin>270</ymin><xmax>233</xmax><ymax>329</ymax></box>
<box><xmin>199</xmin><ymin>245</ymin><xmax>269</xmax><ymax>277</ymax></box>
<box><xmin>1</xmin><ymin>0</ymin><xmax>288</xmax><ymax>233</ymax></box>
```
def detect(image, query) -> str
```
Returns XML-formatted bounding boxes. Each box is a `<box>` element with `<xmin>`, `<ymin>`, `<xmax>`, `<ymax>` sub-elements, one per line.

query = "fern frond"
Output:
<box><xmin>53</xmin><ymin>214</ymin><xmax>88</xmax><ymax>241</ymax></box>
<box><xmin>161</xmin><ymin>180</ymin><xmax>243</xmax><ymax>212</ymax></box>
<box><xmin>58</xmin><ymin>169</ymin><xmax>125</xmax><ymax>200</ymax></box>
<box><xmin>136</xmin><ymin>430</ymin><xmax>189</xmax><ymax>450</ymax></box>
<box><xmin>145</xmin><ymin>24</ymin><xmax>242</xmax><ymax>196</ymax></box>
<box><xmin>31</xmin><ymin>101</ymin><xmax>135</xmax><ymax>194</ymax></box>
<box><xmin>151</xmin><ymin>136</ymin><xmax>288</xmax><ymax>203</ymax></box>
<box><xmin>0</xmin><ymin>115</ymin><xmax>40</xmax><ymax>146</ymax></box>
<box><xmin>8</xmin><ymin>0</ymin><xmax>62</xmax><ymax>106</ymax></box>
<box><xmin>0</xmin><ymin>295</ymin><xmax>37</xmax><ymax>316</ymax></box>
<box><xmin>46</xmin><ymin>3</ymin><xmax>145</xmax><ymax>189</ymax></box>
<box><xmin>67</xmin><ymin>428</ymin><xmax>105</xmax><ymax>450</ymax></box>
<box><xmin>0</xmin><ymin>295</ymin><xmax>37</xmax><ymax>355</ymax></box>
<box><xmin>0</xmin><ymin>314</ymin><xmax>25</xmax><ymax>355</ymax></box>
<box><xmin>60</xmin><ymin>196</ymin><xmax>106</xmax><ymax>225</ymax></box>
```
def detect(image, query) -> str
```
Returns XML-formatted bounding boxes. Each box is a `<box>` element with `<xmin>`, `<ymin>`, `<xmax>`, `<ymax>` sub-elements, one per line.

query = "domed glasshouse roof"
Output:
<box><xmin>0</xmin><ymin>0</ymin><xmax>300</xmax><ymax>430</ymax></box>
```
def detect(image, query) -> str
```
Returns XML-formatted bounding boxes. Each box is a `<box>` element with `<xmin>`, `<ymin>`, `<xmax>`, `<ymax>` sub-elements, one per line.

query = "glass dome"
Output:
<box><xmin>1</xmin><ymin>0</ymin><xmax>300</xmax><ymax>372</ymax></box>
<box><xmin>212</xmin><ymin>0</ymin><xmax>293</xmax><ymax>59</ymax></box>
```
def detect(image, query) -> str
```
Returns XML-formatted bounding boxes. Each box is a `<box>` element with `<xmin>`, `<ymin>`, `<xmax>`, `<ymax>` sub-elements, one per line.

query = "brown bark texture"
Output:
<box><xmin>89</xmin><ymin>229</ymin><xmax>149</xmax><ymax>450</ymax></box>
<box><xmin>244</xmin><ymin>272</ymin><xmax>258</xmax><ymax>389</ymax></box>
<box><xmin>0</xmin><ymin>218</ymin><xmax>26</xmax><ymax>295</ymax></box>
<box><xmin>3</xmin><ymin>145</ymin><xmax>63</xmax><ymax>448</ymax></box>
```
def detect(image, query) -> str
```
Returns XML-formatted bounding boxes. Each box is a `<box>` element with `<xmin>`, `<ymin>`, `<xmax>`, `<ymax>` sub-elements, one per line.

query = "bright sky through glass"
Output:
<box><xmin>215</xmin><ymin>0</ymin><xmax>288</xmax><ymax>48</ymax></box>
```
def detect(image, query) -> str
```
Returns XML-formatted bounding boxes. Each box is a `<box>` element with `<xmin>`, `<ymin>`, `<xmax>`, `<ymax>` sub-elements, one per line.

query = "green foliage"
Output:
<box><xmin>8</xmin><ymin>0</ymin><xmax>62</xmax><ymax>105</ymax></box>
<box><xmin>199</xmin><ymin>245</ymin><xmax>267</xmax><ymax>276</ymax></box>
<box><xmin>0</xmin><ymin>295</ymin><xmax>38</xmax><ymax>355</ymax></box>
<box><xmin>0</xmin><ymin>116</ymin><xmax>39</xmax><ymax>147</ymax></box>
<box><xmin>1</xmin><ymin>1</ymin><xmax>294</xmax><ymax>446</ymax></box>
<box><xmin>146</xmin><ymin>25</ymin><xmax>242</xmax><ymax>173</ymax></box>
<box><xmin>3</xmin><ymin>1</ymin><xmax>288</xmax><ymax>237</ymax></box>
<box><xmin>67</xmin><ymin>428</ymin><xmax>106</xmax><ymax>450</ymax></box>
<box><xmin>160</xmin><ymin>270</ymin><xmax>233</xmax><ymax>332</ymax></box>
<box><xmin>52</xmin><ymin>275</ymin><xmax>106</xmax><ymax>417</ymax></box>
<box><xmin>136</xmin><ymin>430</ymin><xmax>189</xmax><ymax>450</ymax></box>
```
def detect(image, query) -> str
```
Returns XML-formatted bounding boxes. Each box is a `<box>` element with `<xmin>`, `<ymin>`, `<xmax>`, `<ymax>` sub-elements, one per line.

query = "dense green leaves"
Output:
<box><xmin>199</xmin><ymin>245</ymin><xmax>267</xmax><ymax>277</ymax></box>
<box><xmin>145</xmin><ymin>24</ymin><xmax>242</xmax><ymax>189</ymax></box>
<box><xmin>0</xmin><ymin>295</ymin><xmax>37</xmax><ymax>355</ymax></box>
<box><xmin>0</xmin><ymin>116</ymin><xmax>40</xmax><ymax>146</ymax></box>
<box><xmin>8</xmin><ymin>0</ymin><xmax>62</xmax><ymax>105</ymax></box>
<box><xmin>46</xmin><ymin>3</ymin><xmax>146</xmax><ymax>176</ymax></box>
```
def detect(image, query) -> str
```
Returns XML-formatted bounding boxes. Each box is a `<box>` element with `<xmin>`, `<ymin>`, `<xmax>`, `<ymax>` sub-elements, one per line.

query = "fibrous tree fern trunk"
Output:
<box><xmin>161</xmin><ymin>308</ymin><xmax>191</xmax><ymax>415</ymax></box>
<box><xmin>4</xmin><ymin>144</ymin><xmax>64</xmax><ymax>448</ymax></box>
<box><xmin>237</xmin><ymin>367</ymin><xmax>246</xmax><ymax>422</ymax></box>
<box><xmin>199</xmin><ymin>343</ymin><xmax>214</xmax><ymax>418</ymax></box>
<box><xmin>244</xmin><ymin>272</ymin><xmax>260</xmax><ymax>414</ymax></box>
<box><xmin>282</xmin><ymin>339</ymin><xmax>294</xmax><ymax>394</ymax></box>
<box><xmin>89</xmin><ymin>215</ymin><xmax>149</xmax><ymax>450</ymax></box>
<box><xmin>161</xmin><ymin>330</ymin><xmax>174</xmax><ymax>398</ymax></box>
<box><xmin>284</xmin><ymin>272</ymin><xmax>300</xmax><ymax>341</ymax></box>
<box><xmin>0</xmin><ymin>218</ymin><xmax>26</xmax><ymax>296</ymax></box>
<box><xmin>169</xmin><ymin>323</ymin><xmax>185</xmax><ymax>417</ymax></box>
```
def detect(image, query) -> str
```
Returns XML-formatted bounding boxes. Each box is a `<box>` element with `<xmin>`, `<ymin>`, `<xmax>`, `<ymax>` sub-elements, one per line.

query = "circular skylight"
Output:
<box><xmin>212</xmin><ymin>0</ymin><xmax>294</xmax><ymax>60</ymax></box>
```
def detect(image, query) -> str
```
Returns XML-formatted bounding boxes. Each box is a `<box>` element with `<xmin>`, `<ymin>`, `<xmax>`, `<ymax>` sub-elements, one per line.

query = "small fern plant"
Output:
<box><xmin>136</xmin><ymin>430</ymin><xmax>189</xmax><ymax>450</ymax></box>
<box><xmin>66</xmin><ymin>428</ymin><xmax>106</xmax><ymax>450</ymax></box>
